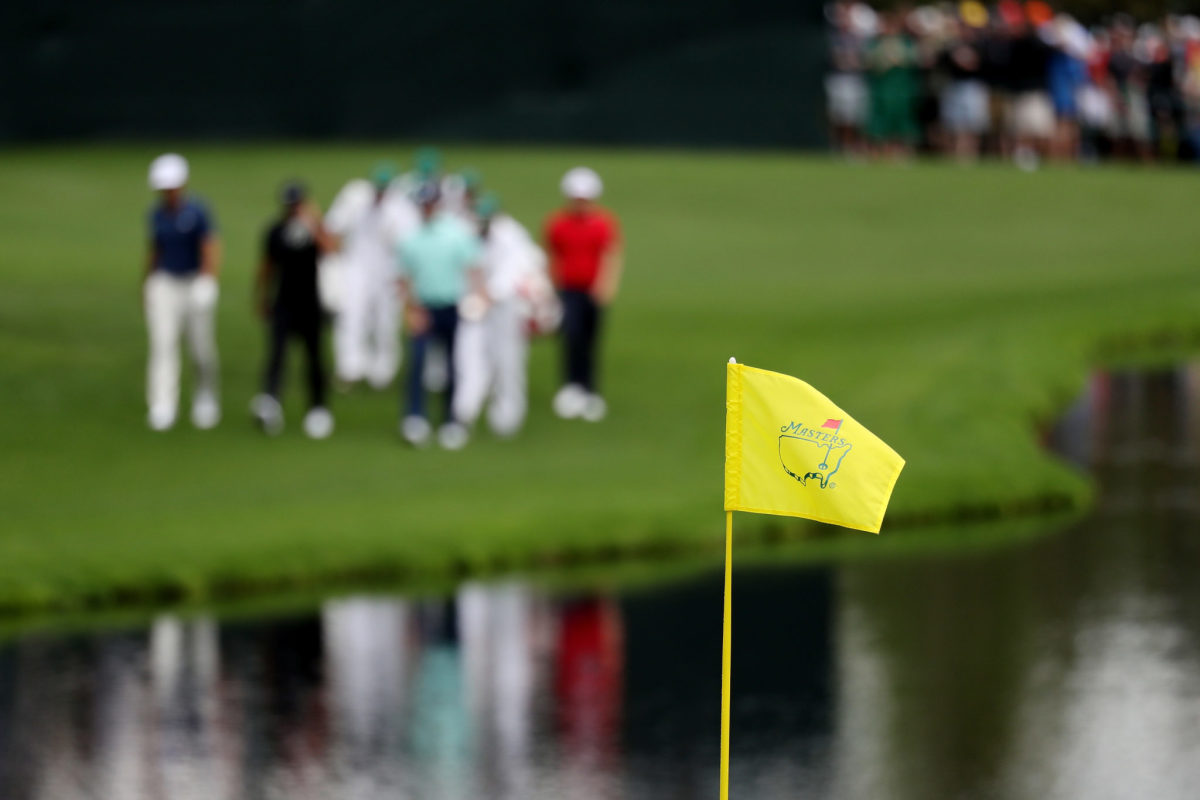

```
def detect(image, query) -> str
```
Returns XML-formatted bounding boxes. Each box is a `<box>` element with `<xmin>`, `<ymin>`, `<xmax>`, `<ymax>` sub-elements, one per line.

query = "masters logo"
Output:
<box><xmin>778</xmin><ymin>418</ymin><xmax>850</xmax><ymax>489</ymax></box>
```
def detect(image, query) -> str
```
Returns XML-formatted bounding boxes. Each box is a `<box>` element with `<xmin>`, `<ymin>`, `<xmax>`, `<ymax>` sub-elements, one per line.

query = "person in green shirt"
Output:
<box><xmin>865</xmin><ymin>13</ymin><xmax>921</xmax><ymax>157</ymax></box>
<box><xmin>396</xmin><ymin>182</ymin><xmax>482</xmax><ymax>449</ymax></box>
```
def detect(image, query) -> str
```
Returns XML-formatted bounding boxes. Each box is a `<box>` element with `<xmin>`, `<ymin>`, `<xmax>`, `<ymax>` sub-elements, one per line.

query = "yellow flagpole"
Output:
<box><xmin>719</xmin><ymin>509</ymin><xmax>733</xmax><ymax>799</ymax></box>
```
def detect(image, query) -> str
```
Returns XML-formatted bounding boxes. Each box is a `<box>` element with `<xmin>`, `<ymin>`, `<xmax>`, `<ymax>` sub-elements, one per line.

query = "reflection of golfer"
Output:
<box><xmin>546</xmin><ymin>167</ymin><xmax>622</xmax><ymax>422</ymax></box>
<box><xmin>143</xmin><ymin>154</ymin><xmax>221</xmax><ymax>431</ymax></box>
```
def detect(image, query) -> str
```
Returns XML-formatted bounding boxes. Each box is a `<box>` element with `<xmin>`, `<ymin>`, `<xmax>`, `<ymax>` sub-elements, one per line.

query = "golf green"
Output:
<box><xmin>2</xmin><ymin>144</ymin><xmax>1197</xmax><ymax>611</ymax></box>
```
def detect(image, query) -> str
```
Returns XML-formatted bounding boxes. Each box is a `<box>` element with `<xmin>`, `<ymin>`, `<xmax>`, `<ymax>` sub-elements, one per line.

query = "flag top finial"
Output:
<box><xmin>728</xmin><ymin>357</ymin><xmax>737</xmax><ymax>364</ymax></box>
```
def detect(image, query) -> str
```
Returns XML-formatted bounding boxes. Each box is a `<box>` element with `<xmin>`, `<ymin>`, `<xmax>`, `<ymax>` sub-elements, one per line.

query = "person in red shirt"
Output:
<box><xmin>545</xmin><ymin>167</ymin><xmax>622</xmax><ymax>422</ymax></box>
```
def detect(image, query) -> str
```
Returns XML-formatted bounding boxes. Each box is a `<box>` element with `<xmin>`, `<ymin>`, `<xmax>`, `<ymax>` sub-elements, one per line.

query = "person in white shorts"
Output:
<box><xmin>325</xmin><ymin>163</ymin><xmax>419</xmax><ymax>389</ymax></box>
<box><xmin>1003</xmin><ymin>15</ymin><xmax>1056</xmax><ymax>170</ymax></box>
<box><xmin>938</xmin><ymin>16</ymin><xmax>990</xmax><ymax>161</ymax></box>
<box><xmin>143</xmin><ymin>153</ymin><xmax>221</xmax><ymax>431</ymax></box>
<box><xmin>453</xmin><ymin>193</ymin><xmax>557</xmax><ymax>437</ymax></box>
<box><xmin>825</xmin><ymin>0</ymin><xmax>872</xmax><ymax>155</ymax></box>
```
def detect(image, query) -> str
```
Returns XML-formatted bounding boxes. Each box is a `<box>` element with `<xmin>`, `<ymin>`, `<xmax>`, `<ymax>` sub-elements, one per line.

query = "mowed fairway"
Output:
<box><xmin>2</xmin><ymin>145</ymin><xmax>1199</xmax><ymax>611</ymax></box>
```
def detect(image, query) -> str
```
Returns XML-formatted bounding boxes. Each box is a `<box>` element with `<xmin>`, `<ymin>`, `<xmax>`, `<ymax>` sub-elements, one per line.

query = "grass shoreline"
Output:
<box><xmin>0</xmin><ymin>483</ymin><xmax>1085</xmax><ymax>616</ymax></box>
<box><xmin>3</xmin><ymin>146</ymin><xmax>1198</xmax><ymax>618</ymax></box>
<box><xmin>0</xmin><ymin>506</ymin><xmax>1086</xmax><ymax>642</ymax></box>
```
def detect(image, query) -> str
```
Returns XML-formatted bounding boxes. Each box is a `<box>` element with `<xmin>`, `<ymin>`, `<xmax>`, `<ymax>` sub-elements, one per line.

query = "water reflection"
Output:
<box><xmin>839</xmin><ymin>364</ymin><xmax>1200</xmax><ymax>800</ymax></box>
<box><xmin>2</xmin><ymin>367</ymin><xmax>1200</xmax><ymax>799</ymax></box>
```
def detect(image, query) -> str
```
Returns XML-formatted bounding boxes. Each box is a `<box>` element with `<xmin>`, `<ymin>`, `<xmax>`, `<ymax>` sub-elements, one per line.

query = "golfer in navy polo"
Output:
<box><xmin>144</xmin><ymin>153</ymin><xmax>221</xmax><ymax>431</ymax></box>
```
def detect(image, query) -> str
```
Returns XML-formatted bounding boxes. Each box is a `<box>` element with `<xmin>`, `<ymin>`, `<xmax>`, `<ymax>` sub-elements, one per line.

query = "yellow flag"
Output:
<box><xmin>724</xmin><ymin>361</ymin><xmax>905</xmax><ymax>533</ymax></box>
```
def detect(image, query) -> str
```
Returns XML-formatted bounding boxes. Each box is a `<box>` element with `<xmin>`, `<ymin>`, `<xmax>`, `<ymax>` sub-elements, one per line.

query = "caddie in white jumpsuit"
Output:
<box><xmin>143</xmin><ymin>153</ymin><xmax>221</xmax><ymax>432</ymax></box>
<box><xmin>393</xmin><ymin>146</ymin><xmax>443</xmax><ymax>200</ymax></box>
<box><xmin>441</xmin><ymin>167</ymin><xmax>483</xmax><ymax>222</ymax></box>
<box><xmin>453</xmin><ymin>193</ymin><xmax>557</xmax><ymax>437</ymax></box>
<box><xmin>325</xmin><ymin>163</ymin><xmax>418</xmax><ymax>389</ymax></box>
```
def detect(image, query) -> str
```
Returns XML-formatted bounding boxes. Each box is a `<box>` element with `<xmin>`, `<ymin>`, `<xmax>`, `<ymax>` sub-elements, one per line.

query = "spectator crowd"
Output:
<box><xmin>826</xmin><ymin>1</ymin><xmax>1200</xmax><ymax>167</ymax></box>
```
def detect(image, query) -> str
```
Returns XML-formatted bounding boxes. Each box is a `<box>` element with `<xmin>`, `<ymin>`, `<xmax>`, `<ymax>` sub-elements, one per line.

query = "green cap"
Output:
<box><xmin>475</xmin><ymin>191</ymin><xmax>500</xmax><ymax>219</ymax></box>
<box><xmin>460</xmin><ymin>167</ymin><xmax>483</xmax><ymax>192</ymax></box>
<box><xmin>415</xmin><ymin>147</ymin><xmax>442</xmax><ymax>180</ymax></box>
<box><xmin>370</xmin><ymin>161</ymin><xmax>397</xmax><ymax>188</ymax></box>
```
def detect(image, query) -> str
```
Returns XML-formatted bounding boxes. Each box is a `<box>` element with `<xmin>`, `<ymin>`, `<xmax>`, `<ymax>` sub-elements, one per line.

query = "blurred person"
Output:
<box><xmin>395</xmin><ymin>146</ymin><xmax>444</xmax><ymax>200</ymax></box>
<box><xmin>143</xmin><ymin>153</ymin><xmax>221</xmax><ymax>432</ymax></box>
<box><xmin>322</xmin><ymin>597</ymin><xmax>411</xmax><ymax>756</ymax></box>
<box><xmin>251</xmin><ymin>182</ymin><xmax>336</xmax><ymax>439</ymax></box>
<box><xmin>826</xmin><ymin>1</ymin><xmax>872</xmax><ymax>156</ymax></box>
<box><xmin>835</xmin><ymin>4</ymin><xmax>1200</xmax><ymax>165</ymax></box>
<box><xmin>1079</xmin><ymin>26</ymin><xmax>1117</xmax><ymax>160</ymax></box>
<box><xmin>938</xmin><ymin>7</ymin><xmax>991</xmax><ymax>161</ymax></box>
<box><xmin>232</xmin><ymin>617</ymin><xmax>329</xmax><ymax>781</ymax></box>
<box><xmin>1108</xmin><ymin>16</ymin><xmax>1153</xmax><ymax>160</ymax></box>
<box><xmin>410</xmin><ymin>600</ymin><xmax>471</xmax><ymax>795</ymax></box>
<box><xmin>554</xmin><ymin>597</ymin><xmax>624</xmax><ymax>771</ymax></box>
<box><xmin>1047</xmin><ymin>15</ymin><xmax>1091</xmax><ymax>160</ymax></box>
<box><xmin>1003</xmin><ymin>3</ymin><xmax>1055</xmax><ymax>170</ymax></box>
<box><xmin>865</xmin><ymin>11</ymin><xmax>921</xmax><ymax>158</ymax></box>
<box><xmin>148</xmin><ymin>615</ymin><xmax>224</xmax><ymax>799</ymax></box>
<box><xmin>397</xmin><ymin>182</ymin><xmax>482</xmax><ymax>450</ymax></box>
<box><xmin>458</xmin><ymin>581</ymin><xmax>541</xmax><ymax>799</ymax></box>
<box><xmin>453</xmin><ymin>193</ymin><xmax>554</xmax><ymax>438</ymax></box>
<box><xmin>1168</xmin><ymin>16</ymin><xmax>1200</xmax><ymax>159</ymax></box>
<box><xmin>442</xmin><ymin>166</ymin><xmax>484</xmax><ymax>220</ymax></box>
<box><xmin>396</xmin><ymin>147</ymin><xmax>454</xmax><ymax>395</ymax></box>
<box><xmin>546</xmin><ymin>167</ymin><xmax>622</xmax><ymax>422</ymax></box>
<box><xmin>432</xmin><ymin>164</ymin><xmax>485</xmax><ymax>401</ymax></box>
<box><xmin>1179</xmin><ymin>17</ymin><xmax>1200</xmax><ymax>158</ymax></box>
<box><xmin>981</xmin><ymin>6</ymin><xmax>1017</xmax><ymax>157</ymax></box>
<box><xmin>908</xmin><ymin>5</ymin><xmax>951</xmax><ymax>153</ymax></box>
<box><xmin>90</xmin><ymin>632</ymin><xmax>156</xmax><ymax>798</ymax></box>
<box><xmin>325</xmin><ymin>162</ymin><xmax>418</xmax><ymax>390</ymax></box>
<box><xmin>1144</xmin><ymin>26</ymin><xmax>1182</xmax><ymax>159</ymax></box>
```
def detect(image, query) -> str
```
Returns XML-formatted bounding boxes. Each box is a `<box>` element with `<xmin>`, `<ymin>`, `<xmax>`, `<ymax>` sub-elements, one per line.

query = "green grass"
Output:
<box><xmin>2</xmin><ymin>144</ymin><xmax>1198</xmax><ymax>613</ymax></box>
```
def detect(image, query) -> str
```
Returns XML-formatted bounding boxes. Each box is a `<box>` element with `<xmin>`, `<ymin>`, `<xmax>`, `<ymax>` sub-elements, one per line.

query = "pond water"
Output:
<box><xmin>3</xmin><ymin>367</ymin><xmax>1200</xmax><ymax>800</ymax></box>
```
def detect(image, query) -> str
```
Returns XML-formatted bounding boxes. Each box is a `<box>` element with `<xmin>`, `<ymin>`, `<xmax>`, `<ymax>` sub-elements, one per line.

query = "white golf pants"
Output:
<box><xmin>144</xmin><ymin>272</ymin><xmax>219</xmax><ymax>416</ymax></box>
<box><xmin>453</xmin><ymin>300</ymin><xmax>528</xmax><ymax>436</ymax></box>
<box><xmin>335</xmin><ymin>259</ymin><xmax>400</xmax><ymax>387</ymax></box>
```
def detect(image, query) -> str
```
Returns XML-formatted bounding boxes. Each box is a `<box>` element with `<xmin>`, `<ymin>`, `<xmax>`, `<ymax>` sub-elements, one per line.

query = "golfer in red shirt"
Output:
<box><xmin>545</xmin><ymin>167</ymin><xmax>622</xmax><ymax>422</ymax></box>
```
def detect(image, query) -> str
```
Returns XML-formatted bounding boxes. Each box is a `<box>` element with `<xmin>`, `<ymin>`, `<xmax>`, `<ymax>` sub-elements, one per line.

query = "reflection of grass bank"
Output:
<box><xmin>2</xmin><ymin>146</ymin><xmax>1198</xmax><ymax>614</ymax></box>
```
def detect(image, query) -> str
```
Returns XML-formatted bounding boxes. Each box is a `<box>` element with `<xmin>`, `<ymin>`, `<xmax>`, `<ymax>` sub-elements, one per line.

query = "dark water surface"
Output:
<box><xmin>3</xmin><ymin>368</ymin><xmax>1200</xmax><ymax>800</ymax></box>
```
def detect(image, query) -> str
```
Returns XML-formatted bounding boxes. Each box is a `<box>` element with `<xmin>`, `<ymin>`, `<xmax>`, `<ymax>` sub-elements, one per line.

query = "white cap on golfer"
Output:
<box><xmin>148</xmin><ymin>153</ymin><xmax>189</xmax><ymax>190</ymax></box>
<box><xmin>561</xmin><ymin>166</ymin><xmax>603</xmax><ymax>200</ymax></box>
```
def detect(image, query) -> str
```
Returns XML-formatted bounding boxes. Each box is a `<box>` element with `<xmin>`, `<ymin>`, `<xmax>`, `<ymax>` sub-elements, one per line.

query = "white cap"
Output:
<box><xmin>148</xmin><ymin>153</ymin><xmax>189</xmax><ymax>190</ymax></box>
<box><xmin>560</xmin><ymin>166</ymin><xmax>603</xmax><ymax>200</ymax></box>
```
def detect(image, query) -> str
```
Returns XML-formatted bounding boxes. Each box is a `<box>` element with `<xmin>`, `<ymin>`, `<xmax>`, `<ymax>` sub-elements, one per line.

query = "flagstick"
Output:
<box><xmin>719</xmin><ymin>509</ymin><xmax>733</xmax><ymax>800</ymax></box>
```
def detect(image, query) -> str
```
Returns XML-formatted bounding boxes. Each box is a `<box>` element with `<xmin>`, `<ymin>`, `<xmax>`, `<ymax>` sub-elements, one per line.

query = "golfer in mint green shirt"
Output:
<box><xmin>396</xmin><ymin>181</ymin><xmax>481</xmax><ymax>449</ymax></box>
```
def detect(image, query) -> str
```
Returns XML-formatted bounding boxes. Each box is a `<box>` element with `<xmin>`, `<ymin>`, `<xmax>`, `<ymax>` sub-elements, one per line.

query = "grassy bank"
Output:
<box><xmin>2</xmin><ymin>145</ymin><xmax>1198</xmax><ymax>613</ymax></box>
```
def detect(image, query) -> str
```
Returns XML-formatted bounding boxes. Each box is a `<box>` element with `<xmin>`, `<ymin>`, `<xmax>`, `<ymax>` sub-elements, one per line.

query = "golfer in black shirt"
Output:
<box><xmin>252</xmin><ymin>182</ymin><xmax>337</xmax><ymax>438</ymax></box>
